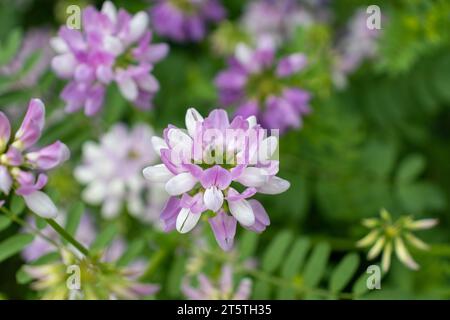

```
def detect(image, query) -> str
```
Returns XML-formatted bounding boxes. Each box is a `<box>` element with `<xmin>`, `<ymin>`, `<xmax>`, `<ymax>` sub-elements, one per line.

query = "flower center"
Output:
<box><xmin>246</xmin><ymin>69</ymin><xmax>283</xmax><ymax>104</ymax></box>
<box><xmin>114</xmin><ymin>49</ymin><xmax>136</xmax><ymax>69</ymax></box>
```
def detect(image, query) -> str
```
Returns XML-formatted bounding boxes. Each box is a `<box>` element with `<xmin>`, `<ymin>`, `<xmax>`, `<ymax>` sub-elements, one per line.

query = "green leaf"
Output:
<box><xmin>0</xmin><ymin>29</ymin><xmax>22</xmax><ymax>66</ymax></box>
<box><xmin>35</xmin><ymin>217</ymin><xmax>47</xmax><ymax>230</ymax></box>
<box><xmin>396</xmin><ymin>154</ymin><xmax>426</xmax><ymax>185</ymax></box>
<box><xmin>104</xmin><ymin>84</ymin><xmax>128</xmax><ymax>125</ymax></box>
<box><xmin>281</xmin><ymin>237</ymin><xmax>311</xmax><ymax>279</ymax></box>
<box><xmin>167</xmin><ymin>254</ymin><xmax>186</xmax><ymax>297</ymax></box>
<box><xmin>117</xmin><ymin>239</ymin><xmax>145</xmax><ymax>267</ymax></box>
<box><xmin>0</xmin><ymin>234</ymin><xmax>34</xmax><ymax>263</ymax></box>
<box><xmin>0</xmin><ymin>215</ymin><xmax>12</xmax><ymax>232</ymax></box>
<box><xmin>64</xmin><ymin>203</ymin><xmax>85</xmax><ymax>237</ymax></box>
<box><xmin>277</xmin><ymin>237</ymin><xmax>311</xmax><ymax>299</ymax></box>
<box><xmin>303</xmin><ymin>242</ymin><xmax>331</xmax><ymax>288</ymax></box>
<box><xmin>252</xmin><ymin>280</ymin><xmax>271</xmax><ymax>300</ymax></box>
<box><xmin>90</xmin><ymin>224</ymin><xmax>118</xmax><ymax>252</ymax></box>
<box><xmin>352</xmin><ymin>271</ymin><xmax>373</xmax><ymax>298</ymax></box>
<box><xmin>238</xmin><ymin>231</ymin><xmax>259</xmax><ymax>261</ymax></box>
<box><xmin>329</xmin><ymin>253</ymin><xmax>360</xmax><ymax>293</ymax></box>
<box><xmin>261</xmin><ymin>231</ymin><xmax>293</xmax><ymax>272</ymax></box>
<box><xmin>10</xmin><ymin>196</ymin><xmax>25</xmax><ymax>215</ymax></box>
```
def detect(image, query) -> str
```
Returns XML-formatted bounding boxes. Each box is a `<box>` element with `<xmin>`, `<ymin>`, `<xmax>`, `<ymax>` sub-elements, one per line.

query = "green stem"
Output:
<box><xmin>46</xmin><ymin>218</ymin><xmax>90</xmax><ymax>257</ymax></box>
<box><xmin>0</xmin><ymin>207</ymin><xmax>62</xmax><ymax>250</ymax></box>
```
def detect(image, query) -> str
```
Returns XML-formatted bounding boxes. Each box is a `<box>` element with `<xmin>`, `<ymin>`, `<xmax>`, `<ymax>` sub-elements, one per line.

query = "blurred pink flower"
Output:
<box><xmin>215</xmin><ymin>40</ymin><xmax>311</xmax><ymax>133</ymax></box>
<box><xmin>75</xmin><ymin>123</ymin><xmax>167</xmax><ymax>221</ymax></box>
<box><xmin>151</xmin><ymin>0</ymin><xmax>226</xmax><ymax>42</ymax></box>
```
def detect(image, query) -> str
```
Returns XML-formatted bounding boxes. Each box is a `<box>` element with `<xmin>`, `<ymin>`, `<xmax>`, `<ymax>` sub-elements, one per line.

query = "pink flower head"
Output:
<box><xmin>215</xmin><ymin>40</ymin><xmax>311</xmax><ymax>133</ymax></box>
<box><xmin>0</xmin><ymin>99</ymin><xmax>69</xmax><ymax>218</ymax></box>
<box><xmin>182</xmin><ymin>265</ymin><xmax>252</xmax><ymax>299</ymax></box>
<box><xmin>51</xmin><ymin>1</ymin><xmax>169</xmax><ymax>115</ymax></box>
<box><xmin>143</xmin><ymin>108</ymin><xmax>290</xmax><ymax>251</ymax></box>
<box><xmin>151</xmin><ymin>0</ymin><xmax>226</xmax><ymax>43</ymax></box>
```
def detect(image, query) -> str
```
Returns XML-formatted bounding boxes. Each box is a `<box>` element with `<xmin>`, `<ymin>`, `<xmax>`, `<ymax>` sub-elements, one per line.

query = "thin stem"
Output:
<box><xmin>46</xmin><ymin>218</ymin><xmax>90</xmax><ymax>257</ymax></box>
<box><xmin>0</xmin><ymin>206</ymin><xmax>62</xmax><ymax>250</ymax></box>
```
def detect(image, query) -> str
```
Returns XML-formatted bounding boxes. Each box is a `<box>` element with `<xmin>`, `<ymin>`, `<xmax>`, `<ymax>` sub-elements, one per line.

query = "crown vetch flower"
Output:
<box><xmin>0</xmin><ymin>99</ymin><xmax>69</xmax><ymax>218</ymax></box>
<box><xmin>143</xmin><ymin>108</ymin><xmax>290</xmax><ymax>251</ymax></box>
<box><xmin>25</xmin><ymin>243</ymin><xmax>159</xmax><ymax>300</ymax></box>
<box><xmin>215</xmin><ymin>40</ymin><xmax>311</xmax><ymax>133</ymax></box>
<box><xmin>51</xmin><ymin>1</ymin><xmax>168</xmax><ymax>115</ymax></box>
<box><xmin>75</xmin><ymin>123</ymin><xmax>167</xmax><ymax>221</ymax></box>
<box><xmin>182</xmin><ymin>265</ymin><xmax>252</xmax><ymax>300</ymax></box>
<box><xmin>150</xmin><ymin>0</ymin><xmax>226</xmax><ymax>42</ymax></box>
<box><xmin>357</xmin><ymin>208</ymin><xmax>438</xmax><ymax>272</ymax></box>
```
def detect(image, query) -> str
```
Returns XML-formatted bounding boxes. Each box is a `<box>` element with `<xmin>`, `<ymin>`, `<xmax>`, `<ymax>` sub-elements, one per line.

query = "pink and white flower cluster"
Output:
<box><xmin>215</xmin><ymin>40</ymin><xmax>311</xmax><ymax>133</ymax></box>
<box><xmin>51</xmin><ymin>1</ymin><xmax>168</xmax><ymax>115</ymax></box>
<box><xmin>143</xmin><ymin>108</ymin><xmax>290</xmax><ymax>251</ymax></box>
<box><xmin>0</xmin><ymin>99</ymin><xmax>69</xmax><ymax>217</ymax></box>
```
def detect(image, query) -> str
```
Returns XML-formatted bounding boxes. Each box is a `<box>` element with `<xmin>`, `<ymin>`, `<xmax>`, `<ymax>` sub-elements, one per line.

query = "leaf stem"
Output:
<box><xmin>46</xmin><ymin>218</ymin><xmax>90</xmax><ymax>257</ymax></box>
<box><xmin>0</xmin><ymin>206</ymin><xmax>62</xmax><ymax>250</ymax></box>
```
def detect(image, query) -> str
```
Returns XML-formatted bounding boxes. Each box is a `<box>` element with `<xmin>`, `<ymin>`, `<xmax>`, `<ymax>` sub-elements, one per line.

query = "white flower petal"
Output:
<box><xmin>382</xmin><ymin>241</ymin><xmax>392</xmax><ymax>272</ymax></box>
<box><xmin>73</xmin><ymin>166</ymin><xmax>96</xmax><ymax>183</ymax></box>
<box><xmin>236</xmin><ymin>167</ymin><xmax>268</xmax><ymax>187</ymax></box>
<box><xmin>129</xmin><ymin>11</ymin><xmax>148</xmax><ymax>42</ymax></box>
<box><xmin>251</xmin><ymin>136</ymin><xmax>278</xmax><ymax>164</ymax></box>
<box><xmin>118</xmin><ymin>77</ymin><xmax>138</xmax><ymax>101</ymax></box>
<box><xmin>235</xmin><ymin>43</ymin><xmax>252</xmax><ymax>66</ymax></box>
<box><xmin>143</xmin><ymin>164</ymin><xmax>173</xmax><ymax>183</ymax></box>
<box><xmin>151</xmin><ymin>136</ymin><xmax>168</xmax><ymax>156</ymax></box>
<box><xmin>104</xmin><ymin>36</ymin><xmax>124</xmax><ymax>56</ymax></box>
<box><xmin>82</xmin><ymin>181</ymin><xmax>107</xmax><ymax>204</ymax></box>
<box><xmin>101</xmin><ymin>1</ymin><xmax>117</xmax><ymax>24</ymax></box>
<box><xmin>176</xmin><ymin>208</ymin><xmax>201</xmax><ymax>234</ymax></box>
<box><xmin>395</xmin><ymin>237</ymin><xmax>419</xmax><ymax>270</ymax></box>
<box><xmin>51</xmin><ymin>54</ymin><xmax>76</xmax><ymax>78</ymax></box>
<box><xmin>204</xmin><ymin>187</ymin><xmax>224</xmax><ymax>212</ymax></box>
<box><xmin>246</xmin><ymin>115</ymin><xmax>257</xmax><ymax>128</ymax></box>
<box><xmin>0</xmin><ymin>166</ymin><xmax>12</xmax><ymax>194</ymax></box>
<box><xmin>50</xmin><ymin>37</ymin><xmax>68</xmax><ymax>53</ymax></box>
<box><xmin>228</xmin><ymin>199</ymin><xmax>255</xmax><ymax>227</ymax></box>
<box><xmin>165</xmin><ymin>172</ymin><xmax>197</xmax><ymax>196</ymax></box>
<box><xmin>23</xmin><ymin>191</ymin><xmax>58</xmax><ymax>219</ymax></box>
<box><xmin>408</xmin><ymin>219</ymin><xmax>438</xmax><ymax>230</ymax></box>
<box><xmin>167</xmin><ymin>128</ymin><xmax>193</xmax><ymax>150</ymax></box>
<box><xmin>356</xmin><ymin>230</ymin><xmax>379</xmax><ymax>248</ymax></box>
<box><xmin>185</xmin><ymin>108</ymin><xmax>203</xmax><ymax>137</ymax></box>
<box><xmin>257</xmin><ymin>176</ymin><xmax>290</xmax><ymax>194</ymax></box>
<box><xmin>368</xmin><ymin>237</ymin><xmax>385</xmax><ymax>260</ymax></box>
